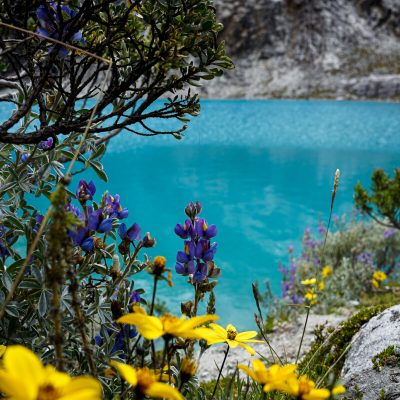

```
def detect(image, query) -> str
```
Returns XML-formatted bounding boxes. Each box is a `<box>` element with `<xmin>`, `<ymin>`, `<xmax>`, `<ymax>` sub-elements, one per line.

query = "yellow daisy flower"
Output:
<box><xmin>286</xmin><ymin>375</ymin><xmax>330</xmax><ymax>400</ymax></box>
<box><xmin>195</xmin><ymin>323</ymin><xmax>263</xmax><ymax>355</ymax></box>
<box><xmin>322</xmin><ymin>266</ymin><xmax>332</xmax><ymax>278</ymax></box>
<box><xmin>318</xmin><ymin>281</ymin><xmax>325</xmax><ymax>291</ymax></box>
<box><xmin>0</xmin><ymin>345</ymin><xmax>102</xmax><ymax>400</ymax></box>
<box><xmin>332</xmin><ymin>385</ymin><xmax>346</xmax><ymax>396</ymax></box>
<box><xmin>372</xmin><ymin>279</ymin><xmax>380</xmax><ymax>288</ymax></box>
<box><xmin>301</xmin><ymin>278</ymin><xmax>317</xmax><ymax>286</ymax></box>
<box><xmin>117</xmin><ymin>306</ymin><xmax>218</xmax><ymax>340</ymax></box>
<box><xmin>305</xmin><ymin>292</ymin><xmax>317</xmax><ymax>304</ymax></box>
<box><xmin>373</xmin><ymin>271</ymin><xmax>387</xmax><ymax>282</ymax></box>
<box><xmin>238</xmin><ymin>359</ymin><xmax>298</xmax><ymax>393</ymax></box>
<box><xmin>110</xmin><ymin>361</ymin><xmax>182</xmax><ymax>400</ymax></box>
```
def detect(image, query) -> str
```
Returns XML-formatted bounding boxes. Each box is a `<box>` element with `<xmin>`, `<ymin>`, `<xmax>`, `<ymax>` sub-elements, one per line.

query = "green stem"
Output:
<box><xmin>150</xmin><ymin>277</ymin><xmax>158</xmax><ymax>316</ymax></box>
<box><xmin>296</xmin><ymin>305</ymin><xmax>310</xmax><ymax>364</ymax></box>
<box><xmin>212</xmin><ymin>345</ymin><xmax>230</xmax><ymax>399</ymax></box>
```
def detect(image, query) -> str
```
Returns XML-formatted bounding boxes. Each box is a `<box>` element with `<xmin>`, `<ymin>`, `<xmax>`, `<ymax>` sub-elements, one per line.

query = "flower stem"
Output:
<box><xmin>296</xmin><ymin>305</ymin><xmax>310</xmax><ymax>364</ymax></box>
<box><xmin>212</xmin><ymin>344</ymin><xmax>230</xmax><ymax>399</ymax></box>
<box><xmin>67</xmin><ymin>267</ymin><xmax>96</xmax><ymax>374</ymax></box>
<box><xmin>150</xmin><ymin>277</ymin><xmax>158</xmax><ymax>316</ymax></box>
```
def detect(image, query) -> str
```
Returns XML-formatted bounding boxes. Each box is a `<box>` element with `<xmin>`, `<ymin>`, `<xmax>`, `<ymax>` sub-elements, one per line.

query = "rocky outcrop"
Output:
<box><xmin>342</xmin><ymin>305</ymin><xmax>400</xmax><ymax>399</ymax></box>
<box><xmin>202</xmin><ymin>0</ymin><xmax>400</xmax><ymax>99</ymax></box>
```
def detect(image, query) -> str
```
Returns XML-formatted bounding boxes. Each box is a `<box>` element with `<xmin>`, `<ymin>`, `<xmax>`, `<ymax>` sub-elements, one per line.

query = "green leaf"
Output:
<box><xmin>90</xmin><ymin>161</ymin><xmax>108</xmax><ymax>182</ymax></box>
<box><xmin>5</xmin><ymin>302</ymin><xmax>19</xmax><ymax>318</ymax></box>
<box><xmin>6</xmin><ymin>258</ymin><xmax>26</xmax><ymax>275</ymax></box>
<box><xmin>38</xmin><ymin>290</ymin><xmax>48</xmax><ymax>317</ymax></box>
<box><xmin>1</xmin><ymin>272</ymin><xmax>13</xmax><ymax>291</ymax></box>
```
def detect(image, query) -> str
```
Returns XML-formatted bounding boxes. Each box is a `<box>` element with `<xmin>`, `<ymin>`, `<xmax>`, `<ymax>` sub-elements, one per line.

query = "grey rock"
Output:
<box><xmin>199</xmin><ymin>0</ymin><xmax>400</xmax><ymax>99</ymax></box>
<box><xmin>342</xmin><ymin>305</ymin><xmax>400</xmax><ymax>400</ymax></box>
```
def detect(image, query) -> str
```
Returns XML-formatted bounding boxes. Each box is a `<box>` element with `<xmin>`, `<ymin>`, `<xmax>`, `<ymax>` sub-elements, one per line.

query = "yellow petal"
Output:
<box><xmin>252</xmin><ymin>359</ymin><xmax>268</xmax><ymax>374</ymax></box>
<box><xmin>208</xmin><ymin>323</ymin><xmax>227</xmax><ymax>337</ymax></box>
<box><xmin>145</xmin><ymin>382</ymin><xmax>183</xmax><ymax>400</ymax></box>
<box><xmin>303</xmin><ymin>388</ymin><xmax>331</xmax><ymax>400</ymax></box>
<box><xmin>132</xmin><ymin>305</ymin><xmax>147</xmax><ymax>315</ymax></box>
<box><xmin>59</xmin><ymin>376</ymin><xmax>102</xmax><ymax>400</ymax></box>
<box><xmin>0</xmin><ymin>345</ymin><xmax>6</xmax><ymax>357</ymax></box>
<box><xmin>238</xmin><ymin>339</ymin><xmax>264</xmax><ymax>344</ymax></box>
<box><xmin>332</xmin><ymin>385</ymin><xmax>346</xmax><ymax>395</ymax></box>
<box><xmin>43</xmin><ymin>365</ymin><xmax>71</xmax><ymax>390</ymax></box>
<box><xmin>180</xmin><ymin>314</ymin><xmax>219</xmax><ymax>330</ymax></box>
<box><xmin>226</xmin><ymin>339</ymin><xmax>239</xmax><ymax>348</ymax></box>
<box><xmin>236</xmin><ymin>341</ymin><xmax>255</xmax><ymax>355</ymax></box>
<box><xmin>237</xmin><ymin>364</ymin><xmax>258</xmax><ymax>382</ymax></box>
<box><xmin>110</xmin><ymin>361</ymin><xmax>138</xmax><ymax>387</ymax></box>
<box><xmin>117</xmin><ymin>314</ymin><xmax>164</xmax><ymax>340</ymax></box>
<box><xmin>194</xmin><ymin>328</ymin><xmax>223</xmax><ymax>344</ymax></box>
<box><xmin>225</xmin><ymin>323</ymin><xmax>237</xmax><ymax>332</ymax></box>
<box><xmin>3</xmin><ymin>345</ymin><xmax>44</xmax><ymax>398</ymax></box>
<box><xmin>235</xmin><ymin>331</ymin><xmax>258</xmax><ymax>341</ymax></box>
<box><xmin>0</xmin><ymin>370</ymin><xmax>31</xmax><ymax>400</ymax></box>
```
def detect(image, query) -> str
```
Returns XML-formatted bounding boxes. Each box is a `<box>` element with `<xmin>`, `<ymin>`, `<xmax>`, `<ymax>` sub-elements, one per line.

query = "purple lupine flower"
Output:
<box><xmin>76</xmin><ymin>180</ymin><xmax>96</xmax><ymax>204</ymax></box>
<box><xmin>175</xmin><ymin>261</ymin><xmax>196</xmax><ymax>276</ymax></box>
<box><xmin>33</xmin><ymin>214</ymin><xmax>44</xmax><ymax>233</ymax></box>
<box><xmin>174</xmin><ymin>219</ymin><xmax>194</xmax><ymax>239</ymax></box>
<box><xmin>193</xmin><ymin>262</ymin><xmax>207</xmax><ymax>283</ymax></box>
<box><xmin>195</xmin><ymin>239</ymin><xmax>217</xmax><ymax>262</ymax></box>
<box><xmin>0</xmin><ymin>225</ymin><xmax>9</xmax><ymax>259</ymax></box>
<box><xmin>318</xmin><ymin>223</ymin><xmax>326</xmax><ymax>235</ymax></box>
<box><xmin>106</xmin><ymin>195</ymin><xmax>128</xmax><ymax>219</ymax></box>
<box><xmin>185</xmin><ymin>201</ymin><xmax>202</xmax><ymax>219</ymax></box>
<box><xmin>384</xmin><ymin>228</ymin><xmax>396</xmax><ymax>239</ymax></box>
<box><xmin>356</xmin><ymin>251</ymin><xmax>374</xmax><ymax>266</ymax></box>
<box><xmin>290</xmin><ymin>294</ymin><xmax>303</xmax><ymax>304</ymax></box>
<box><xmin>95</xmin><ymin>322</ymin><xmax>137</xmax><ymax>356</ymax></box>
<box><xmin>175</xmin><ymin>240</ymin><xmax>196</xmax><ymax>276</ymax></box>
<box><xmin>36</xmin><ymin>3</ymin><xmax>84</xmax><ymax>58</ymax></box>
<box><xmin>195</xmin><ymin>218</ymin><xmax>217</xmax><ymax>239</ymax></box>
<box><xmin>129</xmin><ymin>291</ymin><xmax>141</xmax><ymax>305</ymax></box>
<box><xmin>289</xmin><ymin>261</ymin><xmax>297</xmax><ymax>274</ymax></box>
<box><xmin>281</xmin><ymin>281</ymin><xmax>291</xmax><ymax>298</ymax></box>
<box><xmin>38</xmin><ymin>137</ymin><xmax>53</xmax><ymax>150</ymax></box>
<box><xmin>87</xmin><ymin>209</ymin><xmax>113</xmax><ymax>233</ymax></box>
<box><xmin>70</xmin><ymin>227</ymin><xmax>94</xmax><ymax>252</ymax></box>
<box><xmin>278</xmin><ymin>261</ymin><xmax>288</xmax><ymax>277</ymax></box>
<box><xmin>118</xmin><ymin>223</ymin><xmax>141</xmax><ymax>242</ymax></box>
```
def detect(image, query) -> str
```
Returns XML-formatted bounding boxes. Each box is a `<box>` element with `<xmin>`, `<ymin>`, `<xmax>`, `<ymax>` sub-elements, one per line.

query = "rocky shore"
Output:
<box><xmin>197</xmin><ymin>312</ymin><xmax>352</xmax><ymax>381</ymax></box>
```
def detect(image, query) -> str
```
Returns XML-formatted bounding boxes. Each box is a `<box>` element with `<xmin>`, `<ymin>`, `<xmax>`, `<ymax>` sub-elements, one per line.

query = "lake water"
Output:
<box><xmin>97</xmin><ymin>100</ymin><xmax>400</xmax><ymax>329</ymax></box>
<box><xmin>2</xmin><ymin>99</ymin><xmax>400</xmax><ymax>329</ymax></box>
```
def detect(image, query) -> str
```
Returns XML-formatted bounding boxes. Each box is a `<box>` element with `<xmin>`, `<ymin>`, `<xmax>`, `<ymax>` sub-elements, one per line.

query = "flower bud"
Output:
<box><xmin>181</xmin><ymin>300</ymin><xmax>193</xmax><ymax>316</ymax></box>
<box><xmin>180</xmin><ymin>357</ymin><xmax>197</xmax><ymax>384</ymax></box>
<box><xmin>111</xmin><ymin>300</ymin><xmax>123</xmax><ymax>320</ymax></box>
<box><xmin>142</xmin><ymin>232</ymin><xmax>156</xmax><ymax>248</ymax></box>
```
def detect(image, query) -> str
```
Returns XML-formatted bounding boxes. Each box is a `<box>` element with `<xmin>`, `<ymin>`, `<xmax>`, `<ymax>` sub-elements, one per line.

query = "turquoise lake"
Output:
<box><xmin>2</xmin><ymin>99</ymin><xmax>400</xmax><ymax>328</ymax></box>
<box><xmin>96</xmin><ymin>100</ymin><xmax>400</xmax><ymax>329</ymax></box>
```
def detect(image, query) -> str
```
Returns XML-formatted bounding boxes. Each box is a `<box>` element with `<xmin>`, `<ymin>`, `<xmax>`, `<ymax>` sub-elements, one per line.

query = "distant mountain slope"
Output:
<box><xmin>202</xmin><ymin>0</ymin><xmax>400</xmax><ymax>99</ymax></box>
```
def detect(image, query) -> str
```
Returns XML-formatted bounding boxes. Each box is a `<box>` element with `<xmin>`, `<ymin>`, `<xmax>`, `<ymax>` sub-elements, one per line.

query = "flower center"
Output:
<box><xmin>37</xmin><ymin>384</ymin><xmax>60</xmax><ymax>400</ymax></box>
<box><xmin>136</xmin><ymin>368</ymin><xmax>156</xmax><ymax>392</ymax></box>
<box><xmin>227</xmin><ymin>328</ymin><xmax>237</xmax><ymax>340</ymax></box>
<box><xmin>298</xmin><ymin>380</ymin><xmax>313</xmax><ymax>395</ymax></box>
